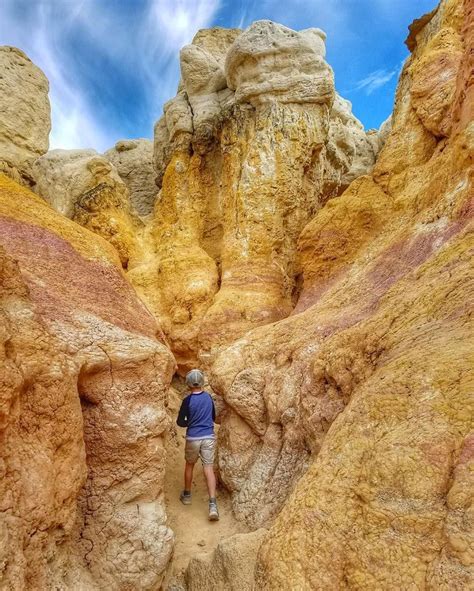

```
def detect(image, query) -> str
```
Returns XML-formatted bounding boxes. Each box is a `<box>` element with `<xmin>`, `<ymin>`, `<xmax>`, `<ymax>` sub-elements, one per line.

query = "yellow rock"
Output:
<box><xmin>0</xmin><ymin>174</ymin><xmax>175</xmax><ymax>589</ymax></box>
<box><xmin>208</xmin><ymin>1</ymin><xmax>474</xmax><ymax>588</ymax></box>
<box><xmin>133</xmin><ymin>24</ymin><xmax>378</xmax><ymax>369</ymax></box>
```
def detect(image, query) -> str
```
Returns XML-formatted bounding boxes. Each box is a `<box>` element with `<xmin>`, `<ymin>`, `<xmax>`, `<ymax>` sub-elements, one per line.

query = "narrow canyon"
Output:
<box><xmin>0</xmin><ymin>0</ymin><xmax>472</xmax><ymax>589</ymax></box>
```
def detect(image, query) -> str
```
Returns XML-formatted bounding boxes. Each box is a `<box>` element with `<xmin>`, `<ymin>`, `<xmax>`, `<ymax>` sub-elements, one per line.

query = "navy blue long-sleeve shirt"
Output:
<box><xmin>177</xmin><ymin>391</ymin><xmax>216</xmax><ymax>440</ymax></box>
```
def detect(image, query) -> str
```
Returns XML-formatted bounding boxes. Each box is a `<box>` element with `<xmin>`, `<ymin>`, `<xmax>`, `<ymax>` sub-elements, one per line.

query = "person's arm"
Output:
<box><xmin>177</xmin><ymin>396</ymin><xmax>190</xmax><ymax>427</ymax></box>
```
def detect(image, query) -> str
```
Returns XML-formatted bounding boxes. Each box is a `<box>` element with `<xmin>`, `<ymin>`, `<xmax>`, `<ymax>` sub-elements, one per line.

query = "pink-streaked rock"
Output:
<box><xmin>0</xmin><ymin>174</ymin><xmax>175</xmax><ymax>590</ymax></box>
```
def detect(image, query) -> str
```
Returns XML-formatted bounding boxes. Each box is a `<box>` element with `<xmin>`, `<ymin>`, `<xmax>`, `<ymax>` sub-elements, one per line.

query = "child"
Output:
<box><xmin>176</xmin><ymin>369</ymin><xmax>219</xmax><ymax>521</ymax></box>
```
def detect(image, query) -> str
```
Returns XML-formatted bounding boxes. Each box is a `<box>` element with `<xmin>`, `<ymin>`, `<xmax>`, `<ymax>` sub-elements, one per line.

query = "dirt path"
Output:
<box><xmin>162</xmin><ymin>388</ymin><xmax>247</xmax><ymax>589</ymax></box>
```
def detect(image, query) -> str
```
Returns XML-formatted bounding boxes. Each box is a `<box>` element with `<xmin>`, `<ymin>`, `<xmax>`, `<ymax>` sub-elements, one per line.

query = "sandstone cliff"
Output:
<box><xmin>0</xmin><ymin>1</ymin><xmax>472</xmax><ymax>589</ymax></box>
<box><xmin>15</xmin><ymin>23</ymin><xmax>378</xmax><ymax>371</ymax></box>
<box><xmin>208</xmin><ymin>0</ymin><xmax>473</xmax><ymax>588</ymax></box>
<box><xmin>0</xmin><ymin>174</ymin><xmax>175</xmax><ymax>590</ymax></box>
<box><xmin>128</xmin><ymin>22</ymin><xmax>379</xmax><ymax>370</ymax></box>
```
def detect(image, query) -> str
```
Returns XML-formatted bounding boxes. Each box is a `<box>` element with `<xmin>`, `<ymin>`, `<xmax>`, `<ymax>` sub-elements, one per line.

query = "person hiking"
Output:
<box><xmin>176</xmin><ymin>369</ymin><xmax>219</xmax><ymax>521</ymax></box>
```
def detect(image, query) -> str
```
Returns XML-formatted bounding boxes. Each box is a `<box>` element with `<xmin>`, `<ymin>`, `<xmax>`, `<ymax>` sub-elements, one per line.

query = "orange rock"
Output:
<box><xmin>208</xmin><ymin>2</ymin><xmax>473</xmax><ymax>589</ymax></box>
<box><xmin>0</xmin><ymin>175</ymin><xmax>175</xmax><ymax>589</ymax></box>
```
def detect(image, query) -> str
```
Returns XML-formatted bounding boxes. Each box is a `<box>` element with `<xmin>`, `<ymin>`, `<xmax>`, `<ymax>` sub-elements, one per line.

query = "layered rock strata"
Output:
<box><xmin>0</xmin><ymin>46</ymin><xmax>50</xmax><ymax>186</ymax></box>
<box><xmin>208</xmin><ymin>1</ymin><xmax>473</xmax><ymax>588</ymax></box>
<box><xmin>11</xmin><ymin>23</ymin><xmax>378</xmax><ymax>370</ymax></box>
<box><xmin>130</xmin><ymin>22</ymin><xmax>378</xmax><ymax>369</ymax></box>
<box><xmin>0</xmin><ymin>174</ymin><xmax>175</xmax><ymax>590</ymax></box>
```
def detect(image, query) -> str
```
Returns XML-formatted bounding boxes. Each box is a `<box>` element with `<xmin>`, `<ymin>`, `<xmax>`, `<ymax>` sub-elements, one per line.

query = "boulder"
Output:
<box><xmin>186</xmin><ymin>530</ymin><xmax>267</xmax><ymax>590</ymax></box>
<box><xmin>225</xmin><ymin>21</ymin><xmax>333</xmax><ymax>105</ymax></box>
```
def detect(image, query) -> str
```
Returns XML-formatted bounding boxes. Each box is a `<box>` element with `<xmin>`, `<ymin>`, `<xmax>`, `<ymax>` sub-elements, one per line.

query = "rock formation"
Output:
<box><xmin>1</xmin><ymin>0</ymin><xmax>472</xmax><ymax>589</ymax></box>
<box><xmin>129</xmin><ymin>22</ymin><xmax>378</xmax><ymax>370</ymax></box>
<box><xmin>33</xmin><ymin>149</ymin><xmax>139</xmax><ymax>267</ymax></box>
<box><xmin>0</xmin><ymin>47</ymin><xmax>50</xmax><ymax>186</ymax></box>
<box><xmin>10</xmin><ymin>23</ymin><xmax>377</xmax><ymax>371</ymax></box>
<box><xmin>104</xmin><ymin>139</ymin><xmax>157</xmax><ymax>216</ymax></box>
<box><xmin>208</xmin><ymin>0</ymin><xmax>473</xmax><ymax>588</ymax></box>
<box><xmin>0</xmin><ymin>174</ymin><xmax>175</xmax><ymax>589</ymax></box>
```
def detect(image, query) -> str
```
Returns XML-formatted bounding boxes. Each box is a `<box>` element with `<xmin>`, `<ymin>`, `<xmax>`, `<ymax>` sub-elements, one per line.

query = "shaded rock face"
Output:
<box><xmin>0</xmin><ymin>174</ymin><xmax>175</xmax><ymax>590</ymax></box>
<box><xmin>104</xmin><ymin>139</ymin><xmax>157</xmax><ymax>216</ymax></box>
<box><xmin>32</xmin><ymin>149</ymin><xmax>139</xmax><ymax>267</ymax></box>
<box><xmin>133</xmin><ymin>22</ymin><xmax>377</xmax><ymax>370</ymax></box>
<box><xmin>208</xmin><ymin>1</ymin><xmax>473</xmax><ymax>588</ymax></box>
<box><xmin>0</xmin><ymin>46</ymin><xmax>50</xmax><ymax>186</ymax></box>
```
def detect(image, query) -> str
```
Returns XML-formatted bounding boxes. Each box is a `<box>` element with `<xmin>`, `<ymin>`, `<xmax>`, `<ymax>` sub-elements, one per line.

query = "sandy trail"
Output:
<box><xmin>162</xmin><ymin>387</ymin><xmax>247</xmax><ymax>588</ymax></box>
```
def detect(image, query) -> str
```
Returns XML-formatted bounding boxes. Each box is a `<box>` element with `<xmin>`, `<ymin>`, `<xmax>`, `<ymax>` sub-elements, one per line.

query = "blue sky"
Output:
<box><xmin>0</xmin><ymin>0</ymin><xmax>436</xmax><ymax>152</ymax></box>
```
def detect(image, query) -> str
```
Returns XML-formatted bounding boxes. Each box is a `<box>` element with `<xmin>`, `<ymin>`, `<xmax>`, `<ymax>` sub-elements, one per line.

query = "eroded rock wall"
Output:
<box><xmin>104</xmin><ymin>139</ymin><xmax>157</xmax><ymax>216</ymax></box>
<box><xmin>0</xmin><ymin>174</ymin><xmax>175</xmax><ymax>590</ymax></box>
<box><xmin>8</xmin><ymin>23</ymin><xmax>377</xmax><ymax>371</ymax></box>
<box><xmin>208</xmin><ymin>3</ymin><xmax>473</xmax><ymax>589</ymax></box>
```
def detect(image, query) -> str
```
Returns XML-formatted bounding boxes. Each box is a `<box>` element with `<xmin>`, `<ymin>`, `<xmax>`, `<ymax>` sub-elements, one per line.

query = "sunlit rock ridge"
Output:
<box><xmin>0</xmin><ymin>0</ymin><xmax>472</xmax><ymax>589</ymax></box>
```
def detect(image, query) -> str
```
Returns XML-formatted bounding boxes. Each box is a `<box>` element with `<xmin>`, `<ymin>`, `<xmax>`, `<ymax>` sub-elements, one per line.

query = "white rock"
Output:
<box><xmin>153</xmin><ymin>28</ymin><xmax>241</xmax><ymax>174</ymax></box>
<box><xmin>33</xmin><ymin>149</ymin><xmax>127</xmax><ymax>218</ymax></box>
<box><xmin>180</xmin><ymin>44</ymin><xmax>227</xmax><ymax>96</ymax></box>
<box><xmin>225</xmin><ymin>20</ymin><xmax>334</xmax><ymax>106</ymax></box>
<box><xmin>0</xmin><ymin>46</ymin><xmax>50</xmax><ymax>184</ymax></box>
<box><xmin>191</xmin><ymin>27</ymin><xmax>242</xmax><ymax>67</ymax></box>
<box><xmin>299</xmin><ymin>28</ymin><xmax>327</xmax><ymax>58</ymax></box>
<box><xmin>164</xmin><ymin>92</ymin><xmax>194</xmax><ymax>145</ymax></box>
<box><xmin>328</xmin><ymin>94</ymin><xmax>377</xmax><ymax>189</ymax></box>
<box><xmin>104</xmin><ymin>139</ymin><xmax>157</xmax><ymax>216</ymax></box>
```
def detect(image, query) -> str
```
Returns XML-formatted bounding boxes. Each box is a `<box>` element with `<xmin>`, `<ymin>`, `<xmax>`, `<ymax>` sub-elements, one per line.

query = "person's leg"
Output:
<box><xmin>201</xmin><ymin>439</ymin><xmax>219</xmax><ymax>520</ymax></box>
<box><xmin>181</xmin><ymin>440</ymin><xmax>199</xmax><ymax>504</ymax></box>
<box><xmin>184</xmin><ymin>461</ymin><xmax>195</xmax><ymax>492</ymax></box>
<box><xmin>203</xmin><ymin>464</ymin><xmax>216</xmax><ymax>498</ymax></box>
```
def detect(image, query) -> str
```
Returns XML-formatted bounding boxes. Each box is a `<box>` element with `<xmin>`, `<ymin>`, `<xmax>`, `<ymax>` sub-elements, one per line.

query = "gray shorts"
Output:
<box><xmin>185</xmin><ymin>438</ymin><xmax>215</xmax><ymax>465</ymax></box>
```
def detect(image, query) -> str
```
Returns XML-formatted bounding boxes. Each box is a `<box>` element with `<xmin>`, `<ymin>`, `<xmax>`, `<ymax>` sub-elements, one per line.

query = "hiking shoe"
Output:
<box><xmin>180</xmin><ymin>491</ymin><xmax>192</xmax><ymax>505</ymax></box>
<box><xmin>208</xmin><ymin>500</ymin><xmax>219</xmax><ymax>521</ymax></box>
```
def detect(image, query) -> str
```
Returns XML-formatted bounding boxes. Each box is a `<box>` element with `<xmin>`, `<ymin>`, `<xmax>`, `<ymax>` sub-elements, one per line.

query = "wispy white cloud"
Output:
<box><xmin>0</xmin><ymin>0</ymin><xmax>433</xmax><ymax>146</ymax></box>
<box><xmin>140</xmin><ymin>0</ymin><xmax>221</xmax><ymax>118</ymax></box>
<box><xmin>354</xmin><ymin>68</ymin><xmax>398</xmax><ymax>95</ymax></box>
<box><xmin>146</xmin><ymin>0</ymin><xmax>221</xmax><ymax>55</ymax></box>
<box><xmin>0</xmin><ymin>0</ymin><xmax>113</xmax><ymax>151</ymax></box>
<box><xmin>0</xmin><ymin>0</ymin><xmax>221</xmax><ymax>151</ymax></box>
